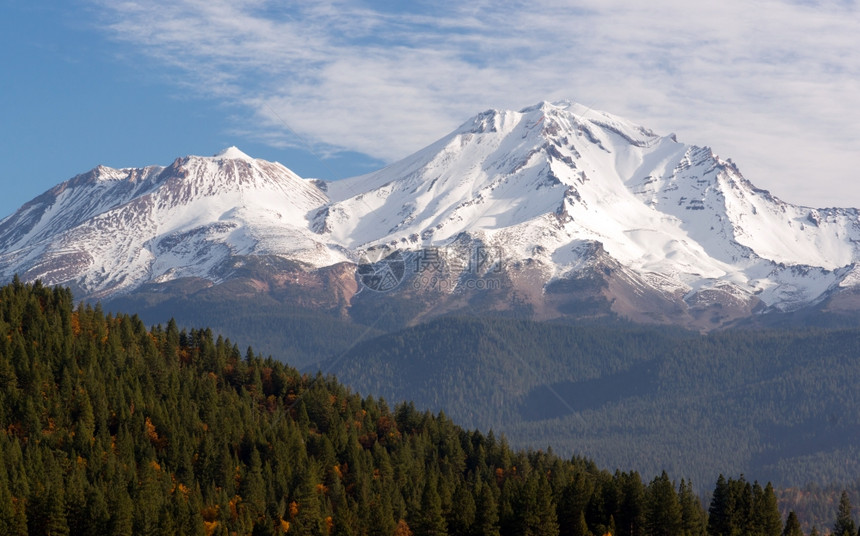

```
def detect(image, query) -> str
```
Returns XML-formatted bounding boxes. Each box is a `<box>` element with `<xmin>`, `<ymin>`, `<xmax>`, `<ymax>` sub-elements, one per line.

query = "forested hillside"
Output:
<box><xmin>323</xmin><ymin>317</ymin><xmax>860</xmax><ymax>490</ymax></box>
<box><xmin>104</xmin><ymin>278</ymin><xmax>383</xmax><ymax>369</ymax></box>
<box><xmin>1</xmin><ymin>279</ymin><xmax>857</xmax><ymax>535</ymax></box>
<box><xmin>0</xmin><ymin>279</ymin><xmax>694</xmax><ymax>535</ymax></box>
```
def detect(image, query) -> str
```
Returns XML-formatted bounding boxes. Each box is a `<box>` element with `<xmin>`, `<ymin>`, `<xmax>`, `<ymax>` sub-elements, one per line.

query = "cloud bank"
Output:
<box><xmin>95</xmin><ymin>0</ymin><xmax>860</xmax><ymax>207</ymax></box>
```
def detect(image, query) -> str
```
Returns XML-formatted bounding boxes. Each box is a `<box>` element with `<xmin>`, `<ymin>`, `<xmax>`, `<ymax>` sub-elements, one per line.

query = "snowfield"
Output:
<box><xmin>2</xmin><ymin>102</ymin><xmax>859</xmax><ymax>313</ymax></box>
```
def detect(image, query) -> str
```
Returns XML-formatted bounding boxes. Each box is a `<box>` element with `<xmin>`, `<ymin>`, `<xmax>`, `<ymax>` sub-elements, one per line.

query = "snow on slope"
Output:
<box><xmin>0</xmin><ymin>149</ymin><xmax>344</xmax><ymax>298</ymax></box>
<box><xmin>2</xmin><ymin>102</ymin><xmax>860</xmax><ymax>312</ymax></box>
<box><xmin>318</xmin><ymin>101</ymin><xmax>860</xmax><ymax>310</ymax></box>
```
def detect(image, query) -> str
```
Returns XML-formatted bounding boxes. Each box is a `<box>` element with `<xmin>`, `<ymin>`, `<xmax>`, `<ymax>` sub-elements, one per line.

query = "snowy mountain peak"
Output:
<box><xmin>214</xmin><ymin>146</ymin><xmax>254</xmax><ymax>161</ymax></box>
<box><xmin>4</xmin><ymin>102</ymin><xmax>860</xmax><ymax>326</ymax></box>
<box><xmin>316</xmin><ymin>101</ymin><xmax>860</xmax><ymax>317</ymax></box>
<box><xmin>518</xmin><ymin>99</ymin><xmax>577</xmax><ymax>114</ymax></box>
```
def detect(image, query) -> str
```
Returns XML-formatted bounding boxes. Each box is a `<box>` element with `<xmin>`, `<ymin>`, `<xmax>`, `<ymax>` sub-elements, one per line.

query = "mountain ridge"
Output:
<box><xmin>3</xmin><ymin>101</ymin><xmax>860</xmax><ymax>328</ymax></box>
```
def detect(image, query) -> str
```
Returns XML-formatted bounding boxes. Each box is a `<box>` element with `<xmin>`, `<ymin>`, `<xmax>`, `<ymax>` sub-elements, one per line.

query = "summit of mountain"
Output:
<box><xmin>3</xmin><ymin>102</ymin><xmax>860</xmax><ymax>329</ymax></box>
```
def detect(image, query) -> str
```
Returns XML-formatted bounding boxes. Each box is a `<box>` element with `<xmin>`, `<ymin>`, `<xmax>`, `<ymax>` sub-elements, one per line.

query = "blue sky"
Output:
<box><xmin>2</xmin><ymin>0</ymin><xmax>859</xmax><ymax>219</ymax></box>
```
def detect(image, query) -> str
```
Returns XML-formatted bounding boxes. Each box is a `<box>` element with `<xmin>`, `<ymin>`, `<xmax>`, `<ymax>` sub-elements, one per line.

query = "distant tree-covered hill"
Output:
<box><xmin>320</xmin><ymin>316</ymin><xmax>860</xmax><ymax>491</ymax></box>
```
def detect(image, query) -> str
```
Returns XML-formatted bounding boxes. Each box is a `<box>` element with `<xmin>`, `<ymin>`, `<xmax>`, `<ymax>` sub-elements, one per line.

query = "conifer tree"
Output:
<box><xmin>413</xmin><ymin>477</ymin><xmax>447</xmax><ymax>536</ymax></box>
<box><xmin>782</xmin><ymin>511</ymin><xmax>803</xmax><ymax>536</ymax></box>
<box><xmin>9</xmin><ymin>501</ymin><xmax>27</xmax><ymax>536</ymax></box>
<box><xmin>84</xmin><ymin>485</ymin><xmax>111</xmax><ymax>535</ymax></box>
<box><xmin>110</xmin><ymin>486</ymin><xmax>135</xmax><ymax>536</ymax></box>
<box><xmin>646</xmin><ymin>471</ymin><xmax>682</xmax><ymax>536</ymax></box>
<box><xmin>446</xmin><ymin>481</ymin><xmax>476</xmax><ymax>536</ymax></box>
<box><xmin>367</xmin><ymin>488</ymin><xmax>397</xmax><ymax>536</ymax></box>
<box><xmin>42</xmin><ymin>481</ymin><xmax>70</xmax><ymax>536</ymax></box>
<box><xmin>618</xmin><ymin>472</ymin><xmax>646</xmax><ymax>536</ymax></box>
<box><xmin>679</xmin><ymin>479</ymin><xmax>706</xmax><ymax>536</ymax></box>
<box><xmin>515</xmin><ymin>472</ymin><xmax>559</xmax><ymax>536</ymax></box>
<box><xmin>559</xmin><ymin>471</ymin><xmax>595</xmax><ymax>536</ymax></box>
<box><xmin>332</xmin><ymin>501</ymin><xmax>359</xmax><ymax>536</ymax></box>
<box><xmin>576</xmin><ymin>511</ymin><xmax>592</xmax><ymax>536</ymax></box>
<box><xmin>0</xmin><ymin>470</ymin><xmax>15</xmax><ymax>536</ymax></box>
<box><xmin>733</xmin><ymin>478</ymin><xmax>753</xmax><ymax>534</ymax></box>
<box><xmin>707</xmin><ymin>475</ymin><xmax>733</xmax><ymax>536</ymax></box>
<box><xmin>241</xmin><ymin>448</ymin><xmax>267</xmax><ymax>519</ymax></box>
<box><xmin>64</xmin><ymin>461</ymin><xmax>90</xmax><ymax>535</ymax></box>
<box><xmin>474</xmin><ymin>480</ymin><xmax>501</xmax><ymax>536</ymax></box>
<box><xmin>834</xmin><ymin>491</ymin><xmax>857</xmax><ymax>536</ymax></box>
<box><xmin>291</xmin><ymin>466</ymin><xmax>328</xmax><ymax>536</ymax></box>
<box><xmin>756</xmin><ymin>482</ymin><xmax>783</xmax><ymax>536</ymax></box>
<box><xmin>73</xmin><ymin>388</ymin><xmax>96</xmax><ymax>455</ymax></box>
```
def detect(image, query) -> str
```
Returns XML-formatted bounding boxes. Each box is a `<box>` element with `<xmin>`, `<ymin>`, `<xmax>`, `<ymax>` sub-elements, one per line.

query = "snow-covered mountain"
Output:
<box><xmin>4</xmin><ymin>102</ymin><xmax>860</xmax><ymax>327</ymax></box>
<box><xmin>0</xmin><ymin>147</ymin><xmax>346</xmax><ymax>299</ymax></box>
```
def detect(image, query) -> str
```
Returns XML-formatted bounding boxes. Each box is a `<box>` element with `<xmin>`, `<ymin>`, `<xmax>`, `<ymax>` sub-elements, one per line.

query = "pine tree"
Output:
<box><xmin>64</xmin><ymin>462</ymin><xmax>90</xmax><ymax>535</ymax></box>
<box><xmin>413</xmin><ymin>478</ymin><xmax>447</xmax><ymax>536</ymax></box>
<box><xmin>515</xmin><ymin>472</ymin><xmax>559</xmax><ymax>536</ymax></box>
<box><xmin>291</xmin><ymin>465</ymin><xmax>328</xmax><ymax>536</ymax></box>
<box><xmin>732</xmin><ymin>478</ymin><xmax>753</xmax><ymax>535</ymax></box>
<box><xmin>84</xmin><ymin>485</ymin><xmax>112</xmax><ymax>535</ymax></box>
<box><xmin>134</xmin><ymin>460</ymin><xmax>166</xmax><ymax>536</ymax></box>
<box><xmin>9</xmin><ymin>502</ymin><xmax>27</xmax><ymax>536</ymax></box>
<box><xmin>331</xmin><ymin>497</ymin><xmax>359</xmax><ymax>536</ymax></box>
<box><xmin>42</xmin><ymin>481</ymin><xmax>70</xmax><ymax>536</ymax></box>
<box><xmin>367</xmin><ymin>488</ymin><xmax>397</xmax><ymax>536</ymax></box>
<box><xmin>618</xmin><ymin>472</ymin><xmax>646</xmax><ymax>536</ymax></box>
<box><xmin>474</xmin><ymin>480</ymin><xmax>501</xmax><ymax>536</ymax></box>
<box><xmin>758</xmin><ymin>483</ymin><xmax>783</xmax><ymax>536</ymax></box>
<box><xmin>446</xmin><ymin>481</ymin><xmax>476</xmax><ymax>536</ymax></box>
<box><xmin>708</xmin><ymin>475</ymin><xmax>730</xmax><ymax>536</ymax></box>
<box><xmin>110</xmin><ymin>486</ymin><xmax>135</xmax><ymax>536</ymax></box>
<box><xmin>646</xmin><ymin>471</ymin><xmax>682</xmax><ymax>536</ymax></box>
<box><xmin>781</xmin><ymin>511</ymin><xmax>803</xmax><ymax>536</ymax></box>
<box><xmin>576</xmin><ymin>511</ymin><xmax>592</xmax><ymax>536</ymax></box>
<box><xmin>0</xmin><ymin>469</ymin><xmax>14</xmax><ymax>536</ymax></box>
<box><xmin>679</xmin><ymin>479</ymin><xmax>705</xmax><ymax>536</ymax></box>
<box><xmin>27</xmin><ymin>459</ymin><xmax>70</xmax><ymax>536</ymax></box>
<box><xmin>834</xmin><ymin>491</ymin><xmax>857</xmax><ymax>536</ymax></box>
<box><xmin>240</xmin><ymin>448</ymin><xmax>267</xmax><ymax>519</ymax></box>
<box><xmin>559</xmin><ymin>471</ymin><xmax>594</xmax><ymax>536</ymax></box>
<box><xmin>73</xmin><ymin>388</ymin><xmax>96</xmax><ymax>455</ymax></box>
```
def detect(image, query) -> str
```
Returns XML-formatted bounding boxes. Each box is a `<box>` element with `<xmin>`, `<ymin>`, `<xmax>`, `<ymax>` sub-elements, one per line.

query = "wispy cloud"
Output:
<box><xmin>94</xmin><ymin>0</ymin><xmax>860</xmax><ymax>207</ymax></box>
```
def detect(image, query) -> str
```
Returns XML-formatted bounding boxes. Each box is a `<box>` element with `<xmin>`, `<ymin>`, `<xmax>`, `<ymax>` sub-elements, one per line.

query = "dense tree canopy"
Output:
<box><xmin>0</xmin><ymin>280</ymin><xmax>850</xmax><ymax>535</ymax></box>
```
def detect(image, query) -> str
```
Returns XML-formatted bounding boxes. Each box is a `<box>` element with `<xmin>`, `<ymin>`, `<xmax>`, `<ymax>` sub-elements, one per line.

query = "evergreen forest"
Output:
<box><xmin>322</xmin><ymin>317</ymin><xmax>860</xmax><ymax>490</ymax></box>
<box><xmin>1</xmin><ymin>279</ymin><xmax>859</xmax><ymax>535</ymax></box>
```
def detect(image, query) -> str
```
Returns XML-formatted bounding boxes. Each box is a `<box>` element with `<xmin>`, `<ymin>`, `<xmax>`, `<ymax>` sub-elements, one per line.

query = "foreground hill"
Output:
<box><xmin>2</xmin><ymin>279</ymin><xmax>723</xmax><ymax>535</ymax></box>
<box><xmin>4</xmin><ymin>280</ymin><xmax>859</xmax><ymax>534</ymax></box>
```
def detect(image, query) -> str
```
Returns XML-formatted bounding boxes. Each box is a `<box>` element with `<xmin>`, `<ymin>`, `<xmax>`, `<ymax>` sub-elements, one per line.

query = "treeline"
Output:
<box><xmin>778</xmin><ymin>486</ymin><xmax>860</xmax><ymax>536</ymax></box>
<box><xmin>105</xmin><ymin>288</ymin><xmax>381</xmax><ymax>369</ymax></box>
<box><xmin>0</xmin><ymin>279</ymin><xmax>853</xmax><ymax>535</ymax></box>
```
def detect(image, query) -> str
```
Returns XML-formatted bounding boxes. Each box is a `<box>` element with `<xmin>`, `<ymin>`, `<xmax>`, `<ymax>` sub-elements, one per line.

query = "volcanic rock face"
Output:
<box><xmin>4</xmin><ymin>104</ymin><xmax>860</xmax><ymax>328</ymax></box>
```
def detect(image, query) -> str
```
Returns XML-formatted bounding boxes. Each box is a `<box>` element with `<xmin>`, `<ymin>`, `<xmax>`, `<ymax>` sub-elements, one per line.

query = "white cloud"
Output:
<box><xmin>94</xmin><ymin>0</ymin><xmax>860</xmax><ymax>207</ymax></box>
